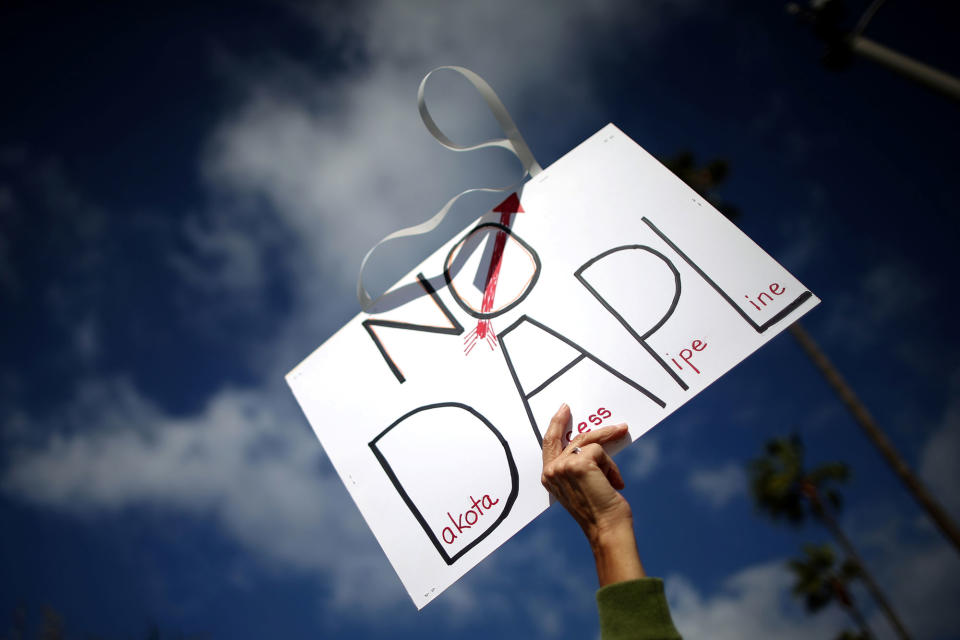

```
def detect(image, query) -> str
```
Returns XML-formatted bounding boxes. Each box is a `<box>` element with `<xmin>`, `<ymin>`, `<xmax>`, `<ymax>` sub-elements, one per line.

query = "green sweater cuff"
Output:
<box><xmin>596</xmin><ymin>577</ymin><xmax>682</xmax><ymax>640</ymax></box>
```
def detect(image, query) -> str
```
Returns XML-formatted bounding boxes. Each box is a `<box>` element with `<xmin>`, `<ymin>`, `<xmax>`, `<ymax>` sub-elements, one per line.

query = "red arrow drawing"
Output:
<box><xmin>464</xmin><ymin>193</ymin><xmax>523</xmax><ymax>355</ymax></box>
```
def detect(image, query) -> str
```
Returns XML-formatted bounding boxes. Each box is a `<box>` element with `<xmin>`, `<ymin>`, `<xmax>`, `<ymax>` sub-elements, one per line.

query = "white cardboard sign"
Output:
<box><xmin>286</xmin><ymin>124</ymin><xmax>819</xmax><ymax>608</ymax></box>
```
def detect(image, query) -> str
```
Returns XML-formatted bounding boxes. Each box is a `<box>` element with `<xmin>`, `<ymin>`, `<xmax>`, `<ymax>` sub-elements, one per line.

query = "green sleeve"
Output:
<box><xmin>596</xmin><ymin>577</ymin><xmax>683</xmax><ymax>640</ymax></box>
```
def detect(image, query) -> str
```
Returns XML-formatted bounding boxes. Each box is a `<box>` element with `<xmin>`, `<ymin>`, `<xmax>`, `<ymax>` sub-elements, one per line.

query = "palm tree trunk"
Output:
<box><xmin>833</xmin><ymin>575</ymin><xmax>875</xmax><ymax>639</ymax></box>
<box><xmin>788</xmin><ymin>321</ymin><xmax>960</xmax><ymax>554</ymax></box>
<box><xmin>813</xmin><ymin>497</ymin><xmax>912</xmax><ymax>640</ymax></box>
<box><xmin>842</xmin><ymin>595</ymin><xmax>876</xmax><ymax>640</ymax></box>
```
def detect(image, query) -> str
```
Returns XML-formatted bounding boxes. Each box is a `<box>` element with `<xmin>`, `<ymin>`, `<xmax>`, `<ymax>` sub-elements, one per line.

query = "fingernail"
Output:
<box><xmin>559</xmin><ymin>403</ymin><xmax>568</xmax><ymax>412</ymax></box>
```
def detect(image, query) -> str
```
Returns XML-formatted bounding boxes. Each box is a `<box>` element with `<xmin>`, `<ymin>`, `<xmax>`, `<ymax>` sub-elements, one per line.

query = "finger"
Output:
<box><xmin>542</xmin><ymin>404</ymin><xmax>572</xmax><ymax>465</ymax></box>
<box><xmin>598</xmin><ymin>449</ymin><xmax>626</xmax><ymax>490</ymax></box>
<box><xmin>578</xmin><ymin>443</ymin><xmax>626</xmax><ymax>490</ymax></box>
<box><xmin>566</xmin><ymin>422</ymin><xmax>629</xmax><ymax>452</ymax></box>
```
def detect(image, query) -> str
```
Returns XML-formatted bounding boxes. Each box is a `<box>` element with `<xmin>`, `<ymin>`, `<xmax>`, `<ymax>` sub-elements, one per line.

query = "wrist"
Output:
<box><xmin>587</xmin><ymin>518</ymin><xmax>645</xmax><ymax>586</ymax></box>
<box><xmin>587</xmin><ymin>516</ymin><xmax>636</xmax><ymax>552</ymax></box>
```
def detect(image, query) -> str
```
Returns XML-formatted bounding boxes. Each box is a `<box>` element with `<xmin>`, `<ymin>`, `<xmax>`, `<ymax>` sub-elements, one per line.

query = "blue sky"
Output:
<box><xmin>2</xmin><ymin>1</ymin><xmax>959</xmax><ymax>638</ymax></box>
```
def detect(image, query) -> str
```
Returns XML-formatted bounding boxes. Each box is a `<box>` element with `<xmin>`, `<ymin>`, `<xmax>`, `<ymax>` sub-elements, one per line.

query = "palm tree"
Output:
<box><xmin>661</xmin><ymin>152</ymin><xmax>740</xmax><ymax>222</ymax></box>
<box><xmin>750</xmin><ymin>436</ymin><xmax>912</xmax><ymax>639</ymax></box>
<box><xmin>39</xmin><ymin>607</ymin><xmax>64</xmax><ymax>640</ymax></box>
<box><xmin>789</xmin><ymin>543</ymin><xmax>873</xmax><ymax>639</ymax></box>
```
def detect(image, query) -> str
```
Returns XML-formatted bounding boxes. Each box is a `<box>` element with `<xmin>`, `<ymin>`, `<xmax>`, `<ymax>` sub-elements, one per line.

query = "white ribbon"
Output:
<box><xmin>356</xmin><ymin>66</ymin><xmax>543</xmax><ymax>311</ymax></box>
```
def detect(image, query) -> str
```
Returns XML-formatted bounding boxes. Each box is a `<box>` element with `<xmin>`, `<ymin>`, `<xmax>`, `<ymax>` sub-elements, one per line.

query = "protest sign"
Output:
<box><xmin>287</xmin><ymin>73</ymin><xmax>818</xmax><ymax>608</ymax></box>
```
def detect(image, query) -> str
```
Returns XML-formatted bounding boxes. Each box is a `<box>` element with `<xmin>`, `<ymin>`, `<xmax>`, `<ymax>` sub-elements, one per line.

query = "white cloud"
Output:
<box><xmin>4</xmin><ymin>379</ymin><xmax>337</xmax><ymax>548</ymax></box>
<box><xmin>668</xmin><ymin>560</ymin><xmax>849</xmax><ymax>640</ymax></box>
<box><xmin>840</xmin><ymin>500</ymin><xmax>960</xmax><ymax>640</ymax></box>
<box><xmin>667</xmin><ymin>533</ymin><xmax>960</xmax><ymax>640</ymax></box>
<box><xmin>873</xmin><ymin>538</ymin><xmax>960</xmax><ymax>640</ymax></box>
<box><xmin>197</xmin><ymin>0</ymin><xmax>705</xmax><ymax>305</ymax></box>
<box><xmin>1</xmin><ymin>377</ymin><xmax>418</xmax><ymax>616</ymax></box>
<box><xmin>919</xmin><ymin>393</ymin><xmax>960</xmax><ymax>522</ymax></box>
<box><xmin>687</xmin><ymin>460</ymin><xmax>745</xmax><ymax>508</ymax></box>
<box><xmin>170</xmin><ymin>205</ymin><xmax>277</xmax><ymax>300</ymax></box>
<box><xmin>622</xmin><ymin>433</ymin><xmax>661</xmax><ymax>480</ymax></box>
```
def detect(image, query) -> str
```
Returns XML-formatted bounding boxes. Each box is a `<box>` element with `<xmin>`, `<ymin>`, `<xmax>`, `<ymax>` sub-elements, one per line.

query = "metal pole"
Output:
<box><xmin>849</xmin><ymin>35</ymin><xmax>960</xmax><ymax>102</ymax></box>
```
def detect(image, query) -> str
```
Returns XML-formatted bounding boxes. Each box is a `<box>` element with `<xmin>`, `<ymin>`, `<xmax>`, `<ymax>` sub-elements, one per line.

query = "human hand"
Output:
<box><xmin>540</xmin><ymin>403</ymin><xmax>633</xmax><ymax>545</ymax></box>
<box><xmin>541</xmin><ymin>403</ymin><xmax>644</xmax><ymax>585</ymax></box>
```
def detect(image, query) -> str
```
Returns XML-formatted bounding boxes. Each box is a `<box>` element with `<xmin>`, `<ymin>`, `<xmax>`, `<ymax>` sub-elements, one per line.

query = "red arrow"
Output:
<box><xmin>465</xmin><ymin>193</ymin><xmax>523</xmax><ymax>353</ymax></box>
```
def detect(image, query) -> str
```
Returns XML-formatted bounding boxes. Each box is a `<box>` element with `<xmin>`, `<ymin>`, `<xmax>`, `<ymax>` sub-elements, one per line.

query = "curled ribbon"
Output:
<box><xmin>356</xmin><ymin>66</ymin><xmax>543</xmax><ymax>311</ymax></box>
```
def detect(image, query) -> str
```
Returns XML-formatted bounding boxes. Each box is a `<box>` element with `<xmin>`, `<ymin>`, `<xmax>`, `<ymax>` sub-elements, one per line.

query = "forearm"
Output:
<box><xmin>589</xmin><ymin>519</ymin><xmax>646</xmax><ymax>586</ymax></box>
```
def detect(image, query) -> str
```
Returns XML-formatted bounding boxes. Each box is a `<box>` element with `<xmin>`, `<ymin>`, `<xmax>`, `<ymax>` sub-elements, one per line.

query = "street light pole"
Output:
<box><xmin>847</xmin><ymin>35</ymin><xmax>960</xmax><ymax>102</ymax></box>
<box><xmin>787</xmin><ymin>0</ymin><xmax>960</xmax><ymax>104</ymax></box>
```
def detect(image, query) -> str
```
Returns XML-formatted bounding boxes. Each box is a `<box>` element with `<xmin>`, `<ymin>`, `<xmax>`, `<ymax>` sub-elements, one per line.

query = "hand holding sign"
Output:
<box><xmin>541</xmin><ymin>404</ymin><xmax>645</xmax><ymax>587</ymax></box>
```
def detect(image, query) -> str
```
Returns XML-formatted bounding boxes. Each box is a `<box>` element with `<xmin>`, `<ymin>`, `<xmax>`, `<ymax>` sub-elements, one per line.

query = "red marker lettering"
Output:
<box><xmin>668</xmin><ymin>339</ymin><xmax>709</xmax><ymax>375</ymax></box>
<box><xmin>441</xmin><ymin>494</ymin><xmax>502</xmax><ymax>545</ymax></box>
<box><xmin>561</xmin><ymin>407</ymin><xmax>616</xmax><ymax>442</ymax></box>
<box><xmin>745</xmin><ymin>283</ymin><xmax>786</xmax><ymax>311</ymax></box>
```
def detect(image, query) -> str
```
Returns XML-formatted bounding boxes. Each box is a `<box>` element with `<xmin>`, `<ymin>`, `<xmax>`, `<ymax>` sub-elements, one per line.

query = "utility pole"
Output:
<box><xmin>787</xmin><ymin>0</ymin><xmax>960</xmax><ymax>102</ymax></box>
